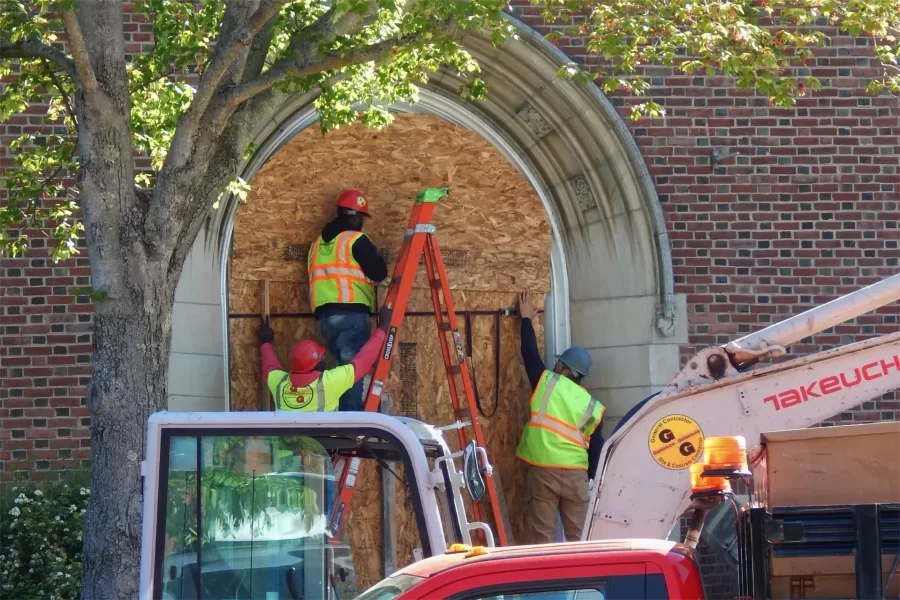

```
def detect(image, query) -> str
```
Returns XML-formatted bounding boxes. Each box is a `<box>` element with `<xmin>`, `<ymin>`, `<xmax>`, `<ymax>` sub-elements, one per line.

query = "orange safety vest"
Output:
<box><xmin>307</xmin><ymin>231</ymin><xmax>376</xmax><ymax>310</ymax></box>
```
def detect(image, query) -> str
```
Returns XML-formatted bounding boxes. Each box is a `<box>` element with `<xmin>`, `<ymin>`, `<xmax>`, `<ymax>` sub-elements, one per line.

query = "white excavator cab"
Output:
<box><xmin>138</xmin><ymin>411</ymin><xmax>493</xmax><ymax>600</ymax></box>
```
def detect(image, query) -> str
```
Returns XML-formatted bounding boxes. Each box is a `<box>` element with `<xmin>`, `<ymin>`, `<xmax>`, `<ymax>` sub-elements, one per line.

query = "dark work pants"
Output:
<box><xmin>317</xmin><ymin>309</ymin><xmax>371</xmax><ymax>411</ymax></box>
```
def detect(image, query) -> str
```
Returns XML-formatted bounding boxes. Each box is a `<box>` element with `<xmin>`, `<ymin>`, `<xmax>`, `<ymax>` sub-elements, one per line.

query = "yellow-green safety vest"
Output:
<box><xmin>307</xmin><ymin>231</ymin><xmax>376</xmax><ymax>311</ymax></box>
<box><xmin>267</xmin><ymin>365</ymin><xmax>355</xmax><ymax>412</ymax></box>
<box><xmin>515</xmin><ymin>371</ymin><xmax>605</xmax><ymax>470</ymax></box>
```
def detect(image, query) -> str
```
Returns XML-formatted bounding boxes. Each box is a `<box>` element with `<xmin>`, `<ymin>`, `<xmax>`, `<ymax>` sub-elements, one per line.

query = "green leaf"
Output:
<box><xmin>1</xmin><ymin>0</ymin><xmax>896</xmax><ymax>265</ymax></box>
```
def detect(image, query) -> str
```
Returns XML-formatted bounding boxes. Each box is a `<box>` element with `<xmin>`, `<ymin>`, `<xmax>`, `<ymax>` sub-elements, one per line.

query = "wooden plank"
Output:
<box><xmin>759</xmin><ymin>422</ymin><xmax>900</xmax><ymax>507</ymax></box>
<box><xmin>771</xmin><ymin>555</ymin><xmax>898</xmax><ymax>577</ymax></box>
<box><xmin>771</xmin><ymin>554</ymin><xmax>900</xmax><ymax>598</ymax></box>
<box><xmin>771</xmin><ymin>574</ymin><xmax>900</xmax><ymax>599</ymax></box>
<box><xmin>761</xmin><ymin>420</ymin><xmax>900</xmax><ymax>442</ymax></box>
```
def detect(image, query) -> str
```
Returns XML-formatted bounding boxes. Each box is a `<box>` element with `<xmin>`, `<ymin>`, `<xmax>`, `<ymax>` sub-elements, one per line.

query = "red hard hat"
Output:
<box><xmin>290</xmin><ymin>340</ymin><xmax>326</xmax><ymax>373</ymax></box>
<box><xmin>335</xmin><ymin>189</ymin><xmax>370</xmax><ymax>216</ymax></box>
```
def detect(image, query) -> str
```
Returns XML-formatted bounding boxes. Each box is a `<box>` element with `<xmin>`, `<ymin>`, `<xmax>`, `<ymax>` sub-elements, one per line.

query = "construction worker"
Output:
<box><xmin>256</xmin><ymin>304</ymin><xmax>391</xmax><ymax>411</ymax></box>
<box><xmin>307</xmin><ymin>189</ymin><xmax>388</xmax><ymax>411</ymax></box>
<box><xmin>516</xmin><ymin>291</ymin><xmax>606</xmax><ymax>544</ymax></box>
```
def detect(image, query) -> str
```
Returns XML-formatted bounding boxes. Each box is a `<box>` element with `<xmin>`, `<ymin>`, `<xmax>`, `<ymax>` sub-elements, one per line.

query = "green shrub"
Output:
<box><xmin>1</xmin><ymin>473</ymin><xmax>90</xmax><ymax>600</ymax></box>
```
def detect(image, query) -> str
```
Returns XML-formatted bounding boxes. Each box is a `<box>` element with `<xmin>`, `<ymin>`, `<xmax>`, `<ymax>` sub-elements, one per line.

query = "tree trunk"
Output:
<box><xmin>79</xmin><ymin>262</ymin><xmax>177</xmax><ymax>599</ymax></box>
<box><xmin>65</xmin><ymin>5</ymin><xmax>286</xmax><ymax>596</ymax></box>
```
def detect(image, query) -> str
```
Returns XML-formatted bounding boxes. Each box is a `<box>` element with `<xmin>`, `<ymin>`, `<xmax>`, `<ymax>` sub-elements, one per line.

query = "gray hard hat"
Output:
<box><xmin>555</xmin><ymin>346</ymin><xmax>592</xmax><ymax>377</ymax></box>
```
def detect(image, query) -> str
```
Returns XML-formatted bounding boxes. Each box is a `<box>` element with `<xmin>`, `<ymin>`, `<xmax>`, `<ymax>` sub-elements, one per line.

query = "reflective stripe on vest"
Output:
<box><xmin>515</xmin><ymin>371</ymin><xmax>605</xmax><ymax>470</ymax></box>
<box><xmin>272</xmin><ymin>373</ymin><xmax>327</xmax><ymax>412</ymax></box>
<box><xmin>308</xmin><ymin>231</ymin><xmax>375</xmax><ymax>310</ymax></box>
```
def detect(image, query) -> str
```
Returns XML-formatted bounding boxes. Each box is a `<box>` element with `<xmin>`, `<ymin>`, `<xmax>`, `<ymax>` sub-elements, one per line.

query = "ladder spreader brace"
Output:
<box><xmin>327</xmin><ymin>187</ymin><xmax>511</xmax><ymax>548</ymax></box>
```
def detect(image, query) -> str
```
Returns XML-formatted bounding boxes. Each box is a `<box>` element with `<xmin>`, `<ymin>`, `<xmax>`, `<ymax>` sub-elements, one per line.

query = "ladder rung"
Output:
<box><xmin>432</xmin><ymin>279</ymin><xmax>441</xmax><ymax>288</ymax></box>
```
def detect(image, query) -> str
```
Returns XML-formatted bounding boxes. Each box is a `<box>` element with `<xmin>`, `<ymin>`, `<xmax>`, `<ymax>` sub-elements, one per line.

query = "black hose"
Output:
<box><xmin>465</xmin><ymin>313</ymin><xmax>499</xmax><ymax>418</ymax></box>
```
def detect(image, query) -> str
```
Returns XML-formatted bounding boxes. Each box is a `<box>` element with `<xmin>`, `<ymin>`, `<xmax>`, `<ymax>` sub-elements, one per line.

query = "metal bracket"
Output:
<box><xmin>764</xmin><ymin>519</ymin><xmax>805</xmax><ymax>543</ymax></box>
<box><xmin>406</xmin><ymin>224</ymin><xmax>436</xmax><ymax>235</ymax></box>
<box><xmin>789</xmin><ymin>577</ymin><xmax>816</xmax><ymax>599</ymax></box>
<box><xmin>737</xmin><ymin>386</ymin><xmax>752</xmax><ymax>416</ymax></box>
<box><xmin>594</xmin><ymin>511</ymin><xmax>630</xmax><ymax>527</ymax></box>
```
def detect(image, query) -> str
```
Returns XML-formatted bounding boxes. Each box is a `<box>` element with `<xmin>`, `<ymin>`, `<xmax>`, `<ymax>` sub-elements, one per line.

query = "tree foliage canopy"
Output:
<box><xmin>0</xmin><ymin>0</ymin><xmax>897</xmax><ymax>261</ymax></box>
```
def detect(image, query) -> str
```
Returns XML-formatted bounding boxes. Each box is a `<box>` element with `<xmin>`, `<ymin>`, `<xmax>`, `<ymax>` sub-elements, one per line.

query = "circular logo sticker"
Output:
<box><xmin>356</xmin><ymin>196</ymin><xmax>367</xmax><ymax>208</ymax></box>
<box><xmin>648</xmin><ymin>414</ymin><xmax>704</xmax><ymax>470</ymax></box>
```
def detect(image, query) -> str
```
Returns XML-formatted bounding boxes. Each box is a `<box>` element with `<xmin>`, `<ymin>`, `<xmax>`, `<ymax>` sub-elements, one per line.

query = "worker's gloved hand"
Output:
<box><xmin>377</xmin><ymin>305</ymin><xmax>393</xmax><ymax>332</ymax></box>
<box><xmin>258</xmin><ymin>317</ymin><xmax>275</xmax><ymax>344</ymax></box>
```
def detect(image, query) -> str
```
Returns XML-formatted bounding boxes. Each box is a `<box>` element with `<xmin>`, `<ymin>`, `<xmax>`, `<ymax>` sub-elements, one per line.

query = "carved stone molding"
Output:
<box><xmin>570</xmin><ymin>174</ymin><xmax>595</xmax><ymax>212</ymax></box>
<box><xmin>516</xmin><ymin>102</ymin><xmax>553</xmax><ymax>138</ymax></box>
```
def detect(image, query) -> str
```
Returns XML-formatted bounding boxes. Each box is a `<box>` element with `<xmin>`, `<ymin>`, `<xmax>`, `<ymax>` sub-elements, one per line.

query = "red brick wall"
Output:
<box><xmin>0</xmin><ymin>5</ymin><xmax>159</xmax><ymax>482</ymax></box>
<box><xmin>508</xmin><ymin>6</ymin><xmax>898</xmax><ymax>597</ymax></box>
<box><xmin>511</xmin><ymin>2</ymin><xmax>899</xmax><ymax>429</ymax></box>
<box><xmin>1</xmin><ymin>5</ymin><xmax>897</xmax><ymax>488</ymax></box>
<box><xmin>0</xmin><ymin>251</ymin><xmax>93</xmax><ymax>481</ymax></box>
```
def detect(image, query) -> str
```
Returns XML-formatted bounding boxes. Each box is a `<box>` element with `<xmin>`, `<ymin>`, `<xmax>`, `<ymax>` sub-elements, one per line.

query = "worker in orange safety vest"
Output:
<box><xmin>256</xmin><ymin>304</ymin><xmax>392</xmax><ymax>412</ymax></box>
<box><xmin>307</xmin><ymin>189</ymin><xmax>388</xmax><ymax>411</ymax></box>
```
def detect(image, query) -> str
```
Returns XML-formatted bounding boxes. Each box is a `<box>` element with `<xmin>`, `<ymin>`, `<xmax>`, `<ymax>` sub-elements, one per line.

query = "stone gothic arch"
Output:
<box><xmin>167</xmin><ymin>17</ymin><xmax>686</xmax><ymax>433</ymax></box>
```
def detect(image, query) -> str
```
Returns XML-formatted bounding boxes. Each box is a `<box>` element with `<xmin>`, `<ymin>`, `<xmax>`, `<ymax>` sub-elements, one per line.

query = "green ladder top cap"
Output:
<box><xmin>416</xmin><ymin>187</ymin><xmax>450</xmax><ymax>204</ymax></box>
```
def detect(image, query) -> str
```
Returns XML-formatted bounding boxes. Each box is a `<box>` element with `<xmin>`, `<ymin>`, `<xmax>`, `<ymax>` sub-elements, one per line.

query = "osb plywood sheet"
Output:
<box><xmin>228</xmin><ymin>113</ymin><xmax>551</xmax><ymax>293</ymax></box>
<box><xmin>345</xmin><ymin>464</ymin><xmax>382</xmax><ymax>591</ymax></box>
<box><xmin>228</xmin><ymin>292</ymin><xmax>544</xmax><ymax>582</ymax></box>
<box><xmin>227</xmin><ymin>112</ymin><xmax>552</xmax><ymax>588</ymax></box>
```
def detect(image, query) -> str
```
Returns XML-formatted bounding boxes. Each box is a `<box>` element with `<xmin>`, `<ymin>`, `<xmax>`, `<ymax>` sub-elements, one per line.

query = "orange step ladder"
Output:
<box><xmin>327</xmin><ymin>187</ymin><xmax>510</xmax><ymax>548</ymax></box>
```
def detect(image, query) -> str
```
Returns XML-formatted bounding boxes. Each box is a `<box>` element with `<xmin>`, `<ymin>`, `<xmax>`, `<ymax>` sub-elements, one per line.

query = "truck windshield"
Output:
<box><xmin>154</xmin><ymin>432</ymin><xmax>426</xmax><ymax>600</ymax></box>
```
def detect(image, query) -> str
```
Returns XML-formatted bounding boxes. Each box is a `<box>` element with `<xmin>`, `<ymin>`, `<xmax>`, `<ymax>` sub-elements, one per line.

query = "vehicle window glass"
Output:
<box><xmin>606</xmin><ymin>574</ymin><xmax>668</xmax><ymax>600</ymax></box>
<box><xmin>355</xmin><ymin>573</ymin><xmax>427</xmax><ymax>600</ymax></box>
<box><xmin>468</xmin><ymin>573</ymin><xmax>669</xmax><ymax>600</ymax></box>
<box><xmin>474</xmin><ymin>584</ymin><xmax>606</xmax><ymax>600</ymax></box>
<box><xmin>155</xmin><ymin>433</ymin><xmax>425</xmax><ymax>600</ymax></box>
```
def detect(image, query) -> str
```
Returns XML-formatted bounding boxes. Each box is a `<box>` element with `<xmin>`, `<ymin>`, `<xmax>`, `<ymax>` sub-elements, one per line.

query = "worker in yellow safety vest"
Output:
<box><xmin>515</xmin><ymin>291</ymin><xmax>606</xmax><ymax>544</ymax></box>
<box><xmin>307</xmin><ymin>189</ymin><xmax>388</xmax><ymax>411</ymax></box>
<box><xmin>256</xmin><ymin>305</ymin><xmax>391</xmax><ymax>412</ymax></box>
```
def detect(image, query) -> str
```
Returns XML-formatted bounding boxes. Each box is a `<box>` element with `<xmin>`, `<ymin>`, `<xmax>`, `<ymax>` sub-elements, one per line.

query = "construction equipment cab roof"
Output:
<box><xmin>356</xmin><ymin>539</ymin><xmax>705</xmax><ymax>600</ymax></box>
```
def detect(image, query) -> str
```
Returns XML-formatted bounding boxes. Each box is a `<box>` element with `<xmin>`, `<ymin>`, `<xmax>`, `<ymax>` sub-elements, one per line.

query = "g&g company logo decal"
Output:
<box><xmin>356</xmin><ymin>196</ymin><xmax>367</xmax><ymax>208</ymax></box>
<box><xmin>648</xmin><ymin>414</ymin><xmax>704</xmax><ymax>470</ymax></box>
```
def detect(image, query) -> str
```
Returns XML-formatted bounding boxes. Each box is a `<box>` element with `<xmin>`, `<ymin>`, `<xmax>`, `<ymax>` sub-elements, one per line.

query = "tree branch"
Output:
<box><xmin>247</xmin><ymin>0</ymin><xmax>293</xmax><ymax>39</ymax></box>
<box><xmin>180</xmin><ymin>1</ymin><xmax>288</xmax><ymax>133</ymax></box>
<box><xmin>60</xmin><ymin>8</ymin><xmax>100</xmax><ymax>94</ymax></box>
<box><xmin>226</xmin><ymin>25</ymin><xmax>453</xmax><ymax>108</ymax></box>
<box><xmin>42</xmin><ymin>58</ymin><xmax>78</xmax><ymax>126</ymax></box>
<box><xmin>0</xmin><ymin>38</ymin><xmax>77</xmax><ymax>79</ymax></box>
<box><xmin>242</xmin><ymin>9</ymin><xmax>280</xmax><ymax>83</ymax></box>
<box><xmin>159</xmin><ymin>1</ymin><xmax>289</xmax><ymax>187</ymax></box>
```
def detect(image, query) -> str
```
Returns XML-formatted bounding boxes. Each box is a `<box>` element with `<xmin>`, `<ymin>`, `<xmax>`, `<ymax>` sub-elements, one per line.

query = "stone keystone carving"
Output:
<box><xmin>516</xmin><ymin>102</ymin><xmax>553</xmax><ymax>138</ymax></box>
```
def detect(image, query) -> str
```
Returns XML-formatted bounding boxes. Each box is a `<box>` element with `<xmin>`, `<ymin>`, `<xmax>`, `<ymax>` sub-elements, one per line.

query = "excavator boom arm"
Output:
<box><xmin>585</xmin><ymin>274</ymin><xmax>900</xmax><ymax>541</ymax></box>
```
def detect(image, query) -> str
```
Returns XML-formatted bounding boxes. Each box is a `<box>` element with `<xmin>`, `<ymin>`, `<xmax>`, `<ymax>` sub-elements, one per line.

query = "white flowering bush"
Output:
<box><xmin>0</xmin><ymin>476</ymin><xmax>89</xmax><ymax>600</ymax></box>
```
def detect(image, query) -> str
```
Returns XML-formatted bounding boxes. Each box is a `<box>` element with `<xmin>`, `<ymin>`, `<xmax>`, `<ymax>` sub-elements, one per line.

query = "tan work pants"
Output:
<box><xmin>522</xmin><ymin>463</ymin><xmax>589</xmax><ymax>544</ymax></box>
